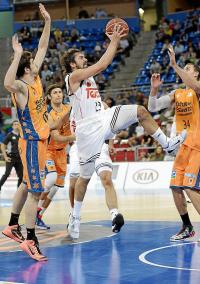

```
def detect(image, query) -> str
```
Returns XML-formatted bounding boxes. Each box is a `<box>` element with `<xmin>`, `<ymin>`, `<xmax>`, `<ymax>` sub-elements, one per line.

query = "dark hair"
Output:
<box><xmin>16</xmin><ymin>51</ymin><xmax>32</xmax><ymax>78</ymax></box>
<box><xmin>61</xmin><ymin>48</ymin><xmax>80</xmax><ymax>74</ymax></box>
<box><xmin>45</xmin><ymin>83</ymin><xmax>63</xmax><ymax>105</ymax></box>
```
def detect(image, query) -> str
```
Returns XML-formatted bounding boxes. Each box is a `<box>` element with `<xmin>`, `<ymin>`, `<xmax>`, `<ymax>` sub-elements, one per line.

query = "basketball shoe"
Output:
<box><xmin>68</xmin><ymin>215</ymin><xmax>80</xmax><ymax>240</ymax></box>
<box><xmin>164</xmin><ymin>130</ymin><xmax>187</xmax><ymax>156</ymax></box>
<box><xmin>170</xmin><ymin>225</ymin><xmax>195</xmax><ymax>241</ymax></box>
<box><xmin>19</xmin><ymin>238</ymin><xmax>48</xmax><ymax>261</ymax></box>
<box><xmin>2</xmin><ymin>224</ymin><xmax>25</xmax><ymax>243</ymax></box>
<box><xmin>112</xmin><ymin>213</ymin><xmax>124</xmax><ymax>233</ymax></box>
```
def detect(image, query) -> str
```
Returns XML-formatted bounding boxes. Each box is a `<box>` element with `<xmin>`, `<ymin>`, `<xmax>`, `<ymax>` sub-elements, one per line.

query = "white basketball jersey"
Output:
<box><xmin>65</xmin><ymin>75</ymin><xmax>104</xmax><ymax>122</ymax></box>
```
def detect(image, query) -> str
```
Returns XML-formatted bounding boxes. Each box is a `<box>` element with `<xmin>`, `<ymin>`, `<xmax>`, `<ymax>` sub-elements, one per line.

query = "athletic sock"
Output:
<box><xmin>180</xmin><ymin>213</ymin><xmax>192</xmax><ymax>227</ymax></box>
<box><xmin>26</xmin><ymin>228</ymin><xmax>36</xmax><ymax>240</ymax></box>
<box><xmin>38</xmin><ymin>207</ymin><xmax>46</xmax><ymax>219</ymax></box>
<box><xmin>38</xmin><ymin>199</ymin><xmax>44</xmax><ymax>208</ymax></box>
<box><xmin>73</xmin><ymin>201</ymin><xmax>82</xmax><ymax>218</ymax></box>
<box><xmin>9</xmin><ymin>213</ymin><xmax>20</xmax><ymax>226</ymax></box>
<box><xmin>110</xmin><ymin>208</ymin><xmax>119</xmax><ymax>221</ymax></box>
<box><xmin>151</xmin><ymin>128</ymin><xmax>168</xmax><ymax>148</ymax></box>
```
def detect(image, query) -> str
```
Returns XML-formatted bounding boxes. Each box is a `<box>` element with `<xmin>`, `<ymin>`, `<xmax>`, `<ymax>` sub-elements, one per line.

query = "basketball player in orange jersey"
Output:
<box><xmin>148</xmin><ymin>45</ymin><xmax>200</xmax><ymax>241</ymax></box>
<box><xmin>62</xmin><ymin>26</ymin><xmax>186</xmax><ymax>240</ymax></box>
<box><xmin>36</xmin><ymin>84</ymin><xmax>75</xmax><ymax>229</ymax></box>
<box><xmin>2</xmin><ymin>4</ymin><xmax>67</xmax><ymax>261</ymax></box>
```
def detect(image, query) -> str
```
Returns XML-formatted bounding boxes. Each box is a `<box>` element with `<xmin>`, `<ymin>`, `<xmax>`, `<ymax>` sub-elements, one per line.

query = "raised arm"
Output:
<box><xmin>168</xmin><ymin>44</ymin><xmax>200</xmax><ymax>95</ymax></box>
<box><xmin>4</xmin><ymin>35</ymin><xmax>25</xmax><ymax>94</ymax></box>
<box><xmin>70</xmin><ymin>25</ymin><xmax>126</xmax><ymax>86</ymax></box>
<box><xmin>148</xmin><ymin>73</ymin><xmax>174</xmax><ymax>112</ymax></box>
<box><xmin>33</xmin><ymin>3</ymin><xmax>51</xmax><ymax>72</ymax></box>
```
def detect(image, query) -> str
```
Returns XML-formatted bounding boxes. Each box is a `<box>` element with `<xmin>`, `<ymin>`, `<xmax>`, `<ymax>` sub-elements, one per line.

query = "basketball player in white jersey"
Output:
<box><xmin>68</xmin><ymin>107</ymin><xmax>124</xmax><ymax>233</ymax></box>
<box><xmin>62</xmin><ymin>25</ymin><xmax>186</xmax><ymax>239</ymax></box>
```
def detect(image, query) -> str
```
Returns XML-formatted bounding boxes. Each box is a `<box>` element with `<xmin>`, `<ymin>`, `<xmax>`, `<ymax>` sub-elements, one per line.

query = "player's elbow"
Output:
<box><xmin>4</xmin><ymin>82</ymin><xmax>13</xmax><ymax>93</ymax></box>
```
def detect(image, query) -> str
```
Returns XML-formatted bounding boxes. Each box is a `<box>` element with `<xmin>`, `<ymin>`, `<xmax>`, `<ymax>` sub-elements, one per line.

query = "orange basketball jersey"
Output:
<box><xmin>175</xmin><ymin>88</ymin><xmax>200</xmax><ymax>150</ymax></box>
<box><xmin>48</xmin><ymin>104</ymin><xmax>71</xmax><ymax>150</ymax></box>
<box><xmin>12</xmin><ymin>76</ymin><xmax>49</xmax><ymax>140</ymax></box>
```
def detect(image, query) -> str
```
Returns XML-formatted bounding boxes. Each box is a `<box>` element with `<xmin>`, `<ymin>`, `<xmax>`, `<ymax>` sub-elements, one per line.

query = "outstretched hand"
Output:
<box><xmin>151</xmin><ymin>73</ymin><xmax>162</xmax><ymax>89</ymax></box>
<box><xmin>12</xmin><ymin>34</ymin><xmax>23</xmax><ymax>55</ymax></box>
<box><xmin>168</xmin><ymin>44</ymin><xmax>176</xmax><ymax>67</ymax></box>
<box><xmin>39</xmin><ymin>3</ymin><xmax>51</xmax><ymax>21</ymax></box>
<box><xmin>106</xmin><ymin>24</ymin><xmax>126</xmax><ymax>41</ymax></box>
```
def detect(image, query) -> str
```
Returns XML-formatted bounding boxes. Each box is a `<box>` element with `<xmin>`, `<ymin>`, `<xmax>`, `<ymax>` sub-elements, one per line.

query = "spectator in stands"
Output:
<box><xmin>128</xmin><ymin>133</ymin><xmax>138</xmax><ymax>147</ymax></box>
<box><xmin>95</xmin><ymin>73</ymin><xmax>107</xmax><ymax>90</ymax></box>
<box><xmin>149</xmin><ymin>146</ymin><xmax>164</xmax><ymax>161</ymax></box>
<box><xmin>57</xmin><ymin>37</ymin><xmax>68</xmax><ymax>54</ymax></box>
<box><xmin>0</xmin><ymin>121</ymin><xmax>23</xmax><ymax>192</ymax></box>
<box><xmin>54</xmin><ymin>27</ymin><xmax>62</xmax><ymax>42</ymax></box>
<box><xmin>161</xmin><ymin>39</ymin><xmax>170</xmax><ymax>54</ymax></box>
<box><xmin>174</xmin><ymin>41</ymin><xmax>184</xmax><ymax>56</ymax></box>
<box><xmin>41</xmin><ymin>63</ymin><xmax>53</xmax><ymax>81</ymax></box>
<box><xmin>177</xmin><ymin>52</ymin><xmax>187</xmax><ymax>68</ymax></box>
<box><xmin>70</xmin><ymin>27</ymin><xmax>79</xmax><ymax>43</ymax></box>
<box><xmin>119</xmin><ymin>38</ymin><xmax>130</xmax><ymax>57</ymax></box>
<box><xmin>95</xmin><ymin>8</ymin><xmax>108</xmax><ymax>18</ymax></box>
<box><xmin>150</xmin><ymin>59</ymin><xmax>161</xmax><ymax>75</ymax></box>
<box><xmin>20</xmin><ymin>26</ymin><xmax>31</xmax><ymax>43</ymax></box>
<box><xmin>187</xmin><ymin>47</ymin><xmax>198</xmax><ymax>64</ymax></box>
<box><xmin>173</xmin><ymin>20</ymin><xmax>182</xmax><ymax>35</ymax></box>
<box><xmin>141</xmin><ymin>133</ymin><xmax>154</xmax><ymax>147</ymax></box>
<box><xmin>30</xmin><ymin>23</ymin><xmax>39</xmax><ymax>38</ymax></box>
<box><xmin>138</xmin><ymin>151</ymin><xmax>150</xmax><ymax>162</ymax></box>
<box><xmin>78</xmin><ymin>7</ymin><xmax>89</xmax><ymax>19</ymax></box>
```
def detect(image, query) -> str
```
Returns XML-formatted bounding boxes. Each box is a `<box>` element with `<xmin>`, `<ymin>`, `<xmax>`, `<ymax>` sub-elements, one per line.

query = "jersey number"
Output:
<box><xmin>183</xmin><ymin>119</ymin><xmax>190</xmax><ymax>129</ymax></box>
<box><xmin>95</xmin><ymin>101</ymin><xmax>101</xmax><ymax>112</ymax></box>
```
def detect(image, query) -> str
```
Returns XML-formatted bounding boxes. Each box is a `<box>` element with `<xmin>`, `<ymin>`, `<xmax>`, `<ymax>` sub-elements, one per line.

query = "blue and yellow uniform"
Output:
<box><xmin>12</xmin><ymin>76</ymin><xmax>50</xmax><ymax>192</ymax></box>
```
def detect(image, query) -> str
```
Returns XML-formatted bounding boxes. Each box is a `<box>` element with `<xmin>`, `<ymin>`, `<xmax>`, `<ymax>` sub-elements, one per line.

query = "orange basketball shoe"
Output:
<box><xmin>2</xmin><ymin>224</ymin><xmax>25</xmax><ymax>243</ymax></box>
<box><xmin>19</xmin><ymin>239</ymin><xmax>48</xmax><ymax>261</ymax></box>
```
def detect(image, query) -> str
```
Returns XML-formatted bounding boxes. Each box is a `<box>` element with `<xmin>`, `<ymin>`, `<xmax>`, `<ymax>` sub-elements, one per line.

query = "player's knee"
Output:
<box><xmin>76</xmin><ymin>177</ymin><xmax>90</xmax><ymax>189</ymax></box>
<box><xmin>137</xmin><ymin>105</ymin><xmax>149</xmax><ymax>121</ymax></box>
<box><xmin>100</xmin><ymin>173</ymin><xmax>113</xmax><ymax>188</ymax></box>
<box><xmin>45</xmin><ymin>172</ymin><xmax>57</xmax><ymax>190</ymax></box>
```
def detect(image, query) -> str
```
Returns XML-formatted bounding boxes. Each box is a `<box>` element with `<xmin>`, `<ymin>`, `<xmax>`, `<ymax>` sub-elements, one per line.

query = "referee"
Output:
<box><xmin>0</xmin><ymin>120</ymin><xmax>23</xmax><ymax>191</ymax></box>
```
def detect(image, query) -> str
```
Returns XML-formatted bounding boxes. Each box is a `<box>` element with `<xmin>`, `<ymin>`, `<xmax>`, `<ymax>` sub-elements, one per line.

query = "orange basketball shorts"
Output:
<box><xmin>46</xmin><ymin>148</ymin><xmax>67</xmax><ymax>187</ymax></box>
<box><xmin>170</xmin><ymin>144</ymin><xmax>200</xmax><ymax>190</ymax></box>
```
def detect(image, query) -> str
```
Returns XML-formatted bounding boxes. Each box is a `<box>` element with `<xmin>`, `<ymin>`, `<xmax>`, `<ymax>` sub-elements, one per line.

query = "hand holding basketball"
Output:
<box><xmin>106</xmin><ymin>18</ymin><xmax>129</xmax><ymax>40</ymax></box>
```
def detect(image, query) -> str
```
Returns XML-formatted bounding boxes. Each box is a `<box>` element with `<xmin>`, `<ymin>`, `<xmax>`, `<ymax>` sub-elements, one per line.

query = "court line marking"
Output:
<box><xmin>139</xmin><ymin>241</ymin><xmax>200</xmax><ymax>272</ymax></box>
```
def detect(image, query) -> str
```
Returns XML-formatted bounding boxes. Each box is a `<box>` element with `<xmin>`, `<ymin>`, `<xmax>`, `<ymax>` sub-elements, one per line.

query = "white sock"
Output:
<box><xmin>38</xmin><ymin>199</ymin><xmax>44</xmax><ymax>209</ymax></box>
<box><xmin>151</xmin><ymin>128</ymin><xmax>169</xmax><ymax>148</ymax></box>
<box><xmin>110</xmin><ymin>208</ymin><xmax>119</xmax><ymax>221</ymax></box>
<box><xmin>73</xmin><ymin>200</ymin><xmax>82</xmax><ymax>218</ymax></box>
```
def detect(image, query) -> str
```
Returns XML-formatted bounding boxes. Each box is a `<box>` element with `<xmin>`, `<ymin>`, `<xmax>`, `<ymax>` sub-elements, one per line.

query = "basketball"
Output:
<box><xmin>105</xmin><ymin>18</ymin><xmax>129</xmax><ymax>37</ymax></box>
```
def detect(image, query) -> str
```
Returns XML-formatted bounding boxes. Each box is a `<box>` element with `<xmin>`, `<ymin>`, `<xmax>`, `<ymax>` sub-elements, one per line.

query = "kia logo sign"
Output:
<box><xmin>132</xmin><ymin>169</ymin><xmax>159</xmax><ymax>184</ymax></box>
